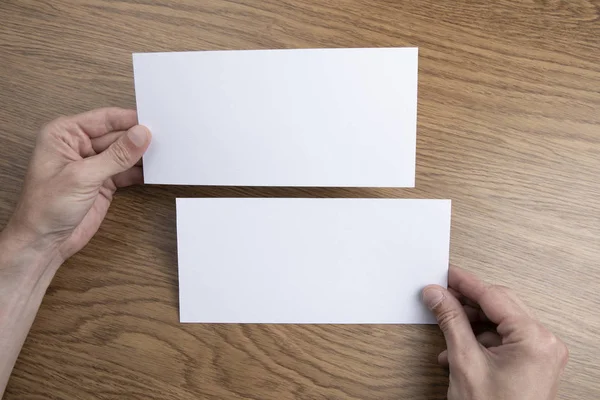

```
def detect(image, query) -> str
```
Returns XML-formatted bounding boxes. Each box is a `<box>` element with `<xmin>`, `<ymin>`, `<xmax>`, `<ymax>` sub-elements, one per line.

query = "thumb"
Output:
<box><xmin>84</xmin><ymin>125</ymin><xmax>151</xmax><ymax>183</ymax></box>
<box><xmin>423</xmin><ymin>285</ymin><xmax>480</xmax><ymax>361</ymax></box>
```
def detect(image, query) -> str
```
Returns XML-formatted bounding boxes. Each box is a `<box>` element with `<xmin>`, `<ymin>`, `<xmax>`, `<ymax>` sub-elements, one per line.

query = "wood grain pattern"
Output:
<box><xmin>1</xmin><ymin>0</ymin><xmax>599</xmax><ymax>398</ymax></box>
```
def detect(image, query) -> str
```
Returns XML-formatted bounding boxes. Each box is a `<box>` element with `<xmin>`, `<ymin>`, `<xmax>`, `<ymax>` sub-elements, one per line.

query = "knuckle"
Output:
<box><xmin>38</xmin><ymin>123</ymin><xmax>52</xmax><ymax>138</ymax></box>
<box><xmin>39</xmin><ymin>124</ymin><xmax>55</xmax><ymax>140</ymax></box>
<box><xmin>538</xmin><ymin>328</ymin><xmax>556</xmax><ymax>346</ymax></box>
<box><xmin>478</xmin><ymin>284</ymin><xmax>511</xmax><ymax>304</ymax></box>
<box><xmin>504</xmin><ymin>315</ymin><xmax>532</xmax><ymax>334</ymax></box>
<box><xmin>558</xmin><ymin>340</ymin><xmax>569</xmax><ymax>365</ymax></box>
<box><xmin>436</xmin><ymin>305</ymin><xmax>460</xmax><ymax>332</ymax></box>
<box><xmin>110</xmin><ymin>142</ymin><xmax>132</xmax><ymax>168</ymax></box>
<box><xmin>528</xmin><ymin>320</ymin><xmax>545</xmax><ymax>336</ymax></box>
<box><xmin>53</xmin><ymin>115</ymin><xmax>70</xmax><ymax>126</ymax></box>
<box><xmin>528</xmin><ymin>325</ymin><xmax>565</xmax><ymax>360</ymax></box>
<box><xmin>533</xmin><ymin>325</ymin><xmax>553</xmax><ymax>345</ymax></box>
<box><xmin>42</xmin><ymin>116</ymin><xmax>67</xmax><ymax>132</ymax></box>
<box><xmin>39</xmin><ymin>116</ymin><xmax>70</xmax><ymax>141</ymax></box>
<box><xmin>489</xmin><ymin>284</ymin><xmax>512</xmax><ymax>297</ymax></box>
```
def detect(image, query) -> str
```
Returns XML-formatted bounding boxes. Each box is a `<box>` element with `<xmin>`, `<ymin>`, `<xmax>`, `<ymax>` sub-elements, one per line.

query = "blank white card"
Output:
<box><xmin>177</xmin><ymin>198</ymin><xmax>451</xmax><ymax>324</ymax></box>
<box><xmin>134</xmin><ymin>48</ymin><xmax>418</xmax><ymax>187</ymax></box>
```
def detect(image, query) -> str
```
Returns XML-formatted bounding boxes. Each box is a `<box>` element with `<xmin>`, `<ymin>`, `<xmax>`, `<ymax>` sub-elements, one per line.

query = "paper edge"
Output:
<box><xmin>176</xmin><ymin>197</ymin><xmax>450</xmax><ymax>324</ymax></box>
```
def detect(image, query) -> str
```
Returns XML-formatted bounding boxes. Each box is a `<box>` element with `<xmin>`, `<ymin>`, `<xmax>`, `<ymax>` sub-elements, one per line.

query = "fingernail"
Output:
<box><xmin>423</xmin><ymin>288</ymin><xmax>445</xmax><ymax>310</ymax></box>
<box><xmin>128</xmin><ymin>125</ymin><xmax>148</xmax><ymax>147</ymax></box>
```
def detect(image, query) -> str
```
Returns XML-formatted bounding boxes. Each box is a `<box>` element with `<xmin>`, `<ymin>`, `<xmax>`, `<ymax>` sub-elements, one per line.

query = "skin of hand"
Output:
<box><xmin>422</xmin><ymin>266</ymin><xmax>569</xmax><ymax>400</ymax></box>
<box><xmin>0</xmin><ymin>108</ymin><xmax>569</xmax><ymax>400</ymax></box>
<box><xmin>0</xmin><ymin>108</ymin><xmax>151</xmax><ymax>396</ymax></box>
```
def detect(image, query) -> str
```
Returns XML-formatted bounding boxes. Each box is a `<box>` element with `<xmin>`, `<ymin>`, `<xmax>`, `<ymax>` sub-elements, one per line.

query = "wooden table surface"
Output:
<box><xmin>1</xmin><ymin>0</ymin><xmax>599</xmax><ymax>399</ymax></box>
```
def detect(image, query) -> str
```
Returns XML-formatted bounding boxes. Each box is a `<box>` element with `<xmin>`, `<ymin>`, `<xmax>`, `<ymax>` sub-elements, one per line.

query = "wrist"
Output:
<box><xmin>0</xmin><ymin>220</ymin><xmax>63</xmax><ymax>280</ymax></box>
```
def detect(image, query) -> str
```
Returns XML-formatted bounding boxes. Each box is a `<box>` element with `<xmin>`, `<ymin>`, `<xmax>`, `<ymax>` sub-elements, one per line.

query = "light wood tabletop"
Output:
<box><xmin>1</xmin><ymin>0</ymin><xmax>599</xmax><ymax>399</ymax></box>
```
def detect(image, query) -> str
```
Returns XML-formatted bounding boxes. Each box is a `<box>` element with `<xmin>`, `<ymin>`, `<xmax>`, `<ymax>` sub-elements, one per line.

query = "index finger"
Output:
<box><xmin>449</xmin><ymin>265</ymin><xmax>532</xmax><ymax>325</ymax></box>
<box><xmin>70</xmin><ymin>107</ymin><xmax>138</xmax><ymax>137</ymax></box>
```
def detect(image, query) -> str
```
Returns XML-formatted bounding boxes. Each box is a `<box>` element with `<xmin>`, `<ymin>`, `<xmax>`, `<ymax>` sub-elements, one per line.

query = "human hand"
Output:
<box><xmin>423</xmin><ymin>266</ymin><xmax>568</xmax><ymax>400</ymax></box>
<box><xmin>5</xmin><ymin>108</ymin><xmax>151</xmax><ymax>267</ymax></box>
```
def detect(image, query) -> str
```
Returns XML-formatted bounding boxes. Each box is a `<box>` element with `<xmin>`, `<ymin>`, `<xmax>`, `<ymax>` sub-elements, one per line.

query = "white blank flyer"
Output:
<box><xmin>176</xmin><ymin>198</ymin><xmax>451</xmax><ymax>324</ymax></box>
<box><xmin>134</xmin><ymin>47</ymin><xmax>418</xmax><ymax>187</ymax></box>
